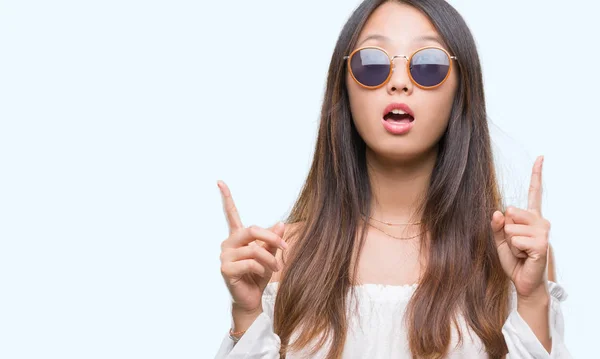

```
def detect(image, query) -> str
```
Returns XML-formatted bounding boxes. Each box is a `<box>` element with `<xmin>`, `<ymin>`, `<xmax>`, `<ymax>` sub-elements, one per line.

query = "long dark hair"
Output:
<box><xmin>273</xmin><ymin>1</ymin><xmax>511</xmax><ymax>358</ymax></box>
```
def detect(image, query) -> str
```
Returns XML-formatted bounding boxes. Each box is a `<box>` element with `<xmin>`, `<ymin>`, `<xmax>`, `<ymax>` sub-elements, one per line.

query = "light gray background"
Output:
<box><xmin>0</xmin><ymin>0</ymin><xmax>597</xmax><ymax>358</ymax></box>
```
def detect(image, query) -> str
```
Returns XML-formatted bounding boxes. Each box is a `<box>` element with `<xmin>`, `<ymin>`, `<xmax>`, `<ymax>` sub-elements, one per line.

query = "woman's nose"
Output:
<box><xmin>387</xmin><ymin>56</ymin><xmax>413</xmax><ymax>94</ymax></box>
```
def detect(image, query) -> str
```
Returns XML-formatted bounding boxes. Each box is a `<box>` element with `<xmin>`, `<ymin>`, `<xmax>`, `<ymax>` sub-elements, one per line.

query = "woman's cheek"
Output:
<box><xmin>351</xmin><ymin>95</ymin><xmax>378</xmax><ymax>139</ymax></box>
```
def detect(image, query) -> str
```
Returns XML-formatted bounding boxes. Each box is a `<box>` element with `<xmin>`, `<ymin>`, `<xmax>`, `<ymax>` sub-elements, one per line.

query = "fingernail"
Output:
<box><xmin>281</xmin><ymin>240</ymin><xmax>289</xmax><ymax>250</ymax></box>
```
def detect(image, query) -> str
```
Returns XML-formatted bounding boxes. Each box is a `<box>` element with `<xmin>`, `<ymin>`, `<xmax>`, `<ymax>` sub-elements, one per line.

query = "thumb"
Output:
<box><xmin>264</xmin><ymin>221</ymin><xmax>286</xmax><ymax>256</ymax></box>
<box><xmin>492</xmin><ymin>210</ymin><xmax>518</xmax><ymax>278</ymax></box>
<box><xmin>268</xmin><ymin>221</ymin><xmax>285</xmax><ymax>238</ymax></box>
<box><xmin>278</xmin><ymin>222</ymin><xmax>286</xmax><ymax>238</ymax></box>
<box><xmin>491</xmin><ymin>210</ymin><xmax>505</xmax><ymax>246</ymax></box>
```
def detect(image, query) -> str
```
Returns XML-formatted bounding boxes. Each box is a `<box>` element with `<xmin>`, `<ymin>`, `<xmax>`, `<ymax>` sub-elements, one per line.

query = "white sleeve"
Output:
<box><xmin>502</xmin><ymin>281</ymin><xmax>572</xmax><ymax>358</ymax></box>
<box><xmin>214</xmin><ymin>311</ymin><xmax>281</xmax><ymax>359</ymax></box>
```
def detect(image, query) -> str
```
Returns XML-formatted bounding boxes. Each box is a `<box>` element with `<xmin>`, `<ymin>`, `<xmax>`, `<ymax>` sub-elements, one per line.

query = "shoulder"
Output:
<box><xmin>269</xmin><ymin>220</ymin><xmax>305</xmax><ymax>284</ymax></box>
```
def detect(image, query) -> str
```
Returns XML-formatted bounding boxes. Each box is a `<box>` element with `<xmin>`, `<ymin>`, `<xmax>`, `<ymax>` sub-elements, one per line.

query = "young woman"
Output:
<box><xmin>215</xmin><ymin>0</ymin><xmax>570</xmax><ymax>358</ymax></box>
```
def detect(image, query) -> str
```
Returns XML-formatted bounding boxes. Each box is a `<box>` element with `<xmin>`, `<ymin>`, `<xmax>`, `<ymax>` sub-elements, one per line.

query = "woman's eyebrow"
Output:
<box><xmin>356</xmin><ymin>34</ymin><xmax>389</xmax><ymax>47</ymax></box>
<box><xmin>413</xmin><ymin>34</ymin><xmax>444</xmax><ymax>46</ymax></box>
<box><xmin>356</xmin><ymin>33</ymin><xmax>445</xmax><ymax>48</ymax></box>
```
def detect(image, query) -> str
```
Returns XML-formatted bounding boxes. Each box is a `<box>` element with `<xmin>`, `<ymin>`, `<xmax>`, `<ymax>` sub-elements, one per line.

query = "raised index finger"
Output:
<box><xmin>527</xmin><ymin>156</ymin><xmax>544</xmax><ymax>214</ymax></box>
<box><xmin>217</xmin><ymin>180</ymin><xmax>243</xmax><ymax>234</ymax></box>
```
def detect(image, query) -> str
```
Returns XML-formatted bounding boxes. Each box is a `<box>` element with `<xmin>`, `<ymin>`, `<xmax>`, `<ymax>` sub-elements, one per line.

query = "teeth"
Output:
<box><xmin>390</xmin><ymin>109</ymin><xmax>407</xmax><ymax>115</ymax></box>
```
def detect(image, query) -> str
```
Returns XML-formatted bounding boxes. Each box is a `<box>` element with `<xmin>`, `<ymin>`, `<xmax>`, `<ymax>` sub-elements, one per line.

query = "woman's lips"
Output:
<box><xmin>382</xmin><ymin>102</ymin><xmax>414</xmax><ymax>118</ymax></box>
<box><xmin>381</xmin><ymin>117</ymin><xmax>414</xmax><ymax>135</ymax></box>
<box><xmin>381</xmin><ymin>102</ymin><xmax>415</xmax><ymax>135</ymax></box>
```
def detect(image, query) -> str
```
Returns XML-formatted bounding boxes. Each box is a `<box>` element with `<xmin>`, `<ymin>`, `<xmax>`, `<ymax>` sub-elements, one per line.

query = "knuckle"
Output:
<box><xmin>245</xmin><ymin>260</ymin><xmax>253</xmax><ymax>272</ymax></box>
<box><xmin>250</xmin><ymin>238</ymin><xmax>260</xmax><ymax>247</ymax></box>
<box><xmin>220</xmin><ymin>264</ymin><xmax>230</xmax><ymax>277</ymax></box>
<box><xmin>252</xmin><ymin>261</ymin><xmax>262</xmax><ymax>275</ymax></box>
<box><xmin>250</xmin><ymin>245</ymin><xmax>260</xmax><ymax>256</ymax></box>
<box><xmin>227</xmin><ymin>204</ymin><xmax>238</xmax><ymax>214</ymax></box>
<box><xmin>529</xmin><ymin>183</ymin><xmax>539</xmax><ymax>191</ymax></box>
<box><xmin>220</xmin><ymin>248</ymin><xmax>232</xmax><ymax>263</ymax></box>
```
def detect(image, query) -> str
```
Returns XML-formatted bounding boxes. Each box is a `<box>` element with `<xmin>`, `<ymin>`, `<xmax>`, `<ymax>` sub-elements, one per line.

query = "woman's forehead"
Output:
<box><xmin>357</xmin><ymin>2</ymin><xmax>444</xmax><ymax>50</ymax></box>
<box><xmin>356</xmin><ymin>33</ymin><xmax>445</xmax><ymax>50</ymax></box>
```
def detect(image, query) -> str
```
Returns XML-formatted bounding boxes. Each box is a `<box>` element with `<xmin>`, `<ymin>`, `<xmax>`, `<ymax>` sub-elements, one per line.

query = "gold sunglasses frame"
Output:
<box><xmin>343</xmin><ymin>45</ymin><xmax>458</xmax><ymax>90</ymax></box>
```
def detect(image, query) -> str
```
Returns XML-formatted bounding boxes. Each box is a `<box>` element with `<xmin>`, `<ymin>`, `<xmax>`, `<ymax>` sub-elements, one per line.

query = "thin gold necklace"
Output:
<box><xmin>366</xmin><ymin>221</ymin><xmax>426</xmax><ymax>240</ymax></box>
<box><xmin>369</xmin><ymin>216</ymin><xmax>422</xmax><ymax>226</ymax></box>
<box><xmin>361</xmin><ymin>213</ymin><xmax>422</xmax><ymax>226</ymax></box>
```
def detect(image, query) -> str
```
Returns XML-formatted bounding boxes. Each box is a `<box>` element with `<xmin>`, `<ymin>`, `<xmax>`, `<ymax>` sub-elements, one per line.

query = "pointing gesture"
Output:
<box><xmin>217</xmin><ymin>180</ymin><xmax>287</xmax><ymax>315</ymax></box>
<box><xmin>492</xmin><ymin>156</ymin><xmax>552</xmax><ymax>299</ymax></box>
<box><xmin>221</xmin><ymin>180</ymin><xmax>244</xmax><ymax>236</ymax></box>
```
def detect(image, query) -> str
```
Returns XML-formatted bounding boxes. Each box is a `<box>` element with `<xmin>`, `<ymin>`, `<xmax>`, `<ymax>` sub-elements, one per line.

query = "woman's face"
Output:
<box><xmin>346</xmin><ymin>1</ymin><xmax>459</xmax><ymax>162</ymax></box>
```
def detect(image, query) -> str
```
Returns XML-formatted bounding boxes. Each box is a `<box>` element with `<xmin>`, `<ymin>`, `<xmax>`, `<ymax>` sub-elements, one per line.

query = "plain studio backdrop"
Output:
<box><xmin>0</xmin><ymin>0</ymin><xmax>598</xmax><ymax>358</ymax></box>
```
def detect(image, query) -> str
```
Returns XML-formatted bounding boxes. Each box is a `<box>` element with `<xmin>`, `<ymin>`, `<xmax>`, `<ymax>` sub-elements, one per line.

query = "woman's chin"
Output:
<box><xmin>366</xmin><ymin>145</ymin><xmax>421</xmax><ymax>163</ymax></box>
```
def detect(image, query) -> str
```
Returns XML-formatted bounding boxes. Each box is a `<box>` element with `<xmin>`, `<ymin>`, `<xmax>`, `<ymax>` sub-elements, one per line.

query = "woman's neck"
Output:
<box><xmin>365</xmin><ymin>146</ymin><xmax>438</xmax><ymax>224</ymax></box>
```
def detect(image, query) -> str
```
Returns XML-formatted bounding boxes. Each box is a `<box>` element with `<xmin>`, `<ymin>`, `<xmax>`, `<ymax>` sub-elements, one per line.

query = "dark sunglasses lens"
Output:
<box><xmin>350</xmin><ymin>48</ymin><xmax>390</xmax><ymax>87</ymax></box>
<box><xmin>410</xmin><ymin>48</ymin><xmax>450</xmax><ymax>87</ymax></box>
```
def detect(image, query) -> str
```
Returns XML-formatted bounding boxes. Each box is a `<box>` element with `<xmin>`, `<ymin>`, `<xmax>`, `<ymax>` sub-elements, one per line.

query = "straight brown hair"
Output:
<box><xmin>273</xmin><ymin>0</ymin><xmax>511</xmax><ymax>358</ymax></box>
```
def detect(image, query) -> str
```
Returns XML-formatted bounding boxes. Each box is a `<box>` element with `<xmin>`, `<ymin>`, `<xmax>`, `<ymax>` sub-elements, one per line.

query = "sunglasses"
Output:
<box><xmin>343</xmin><ymin>45</ymin><xmax>458</xmax><ymax>90</ymax></box>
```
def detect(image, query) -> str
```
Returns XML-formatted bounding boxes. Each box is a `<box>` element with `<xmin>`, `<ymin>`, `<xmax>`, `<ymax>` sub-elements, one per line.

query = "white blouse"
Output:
<box><xmin>215</xmin><ymin>280</ymin><xmax>571</xmax><ymax>358</ymax></box>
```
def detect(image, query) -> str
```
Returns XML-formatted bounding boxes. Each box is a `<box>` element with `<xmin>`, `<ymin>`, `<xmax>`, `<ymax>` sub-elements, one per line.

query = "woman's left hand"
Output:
<box><xmin>492</xmin><ymin>156</ymin><xmax>551</xmax><ymax>299</ymax></box>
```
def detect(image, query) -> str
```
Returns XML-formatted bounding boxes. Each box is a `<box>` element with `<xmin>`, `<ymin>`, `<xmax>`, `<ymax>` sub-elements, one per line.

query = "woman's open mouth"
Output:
<box><xmin>383</xmin><ymin>110</ymin><xmax>414</xmax><ymax>124</ymax></box>
<box><xmin>382</xmin><ymin>110</ymin><xmax>415</xmax><ymax>135</ymax></box>
<box><xmin>381</xmin><ymin>103</ymin><xmax>415</xmax><ymax>135</ymax></box>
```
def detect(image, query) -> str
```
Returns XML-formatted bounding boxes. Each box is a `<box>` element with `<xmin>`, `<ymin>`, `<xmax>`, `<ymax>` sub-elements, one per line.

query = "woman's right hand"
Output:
<box><xmin>218</xmin><ymin>180</ymin><xmax>288</xmax><ymax>316</ymax></box>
